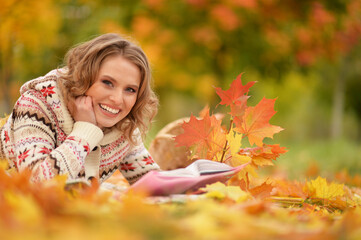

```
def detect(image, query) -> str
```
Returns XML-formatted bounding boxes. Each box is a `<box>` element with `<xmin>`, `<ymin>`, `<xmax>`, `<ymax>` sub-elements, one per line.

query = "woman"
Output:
<box><xmin>0</xmin><ymin>33</ymin><xmax>160</xmax><ymax>184</ymax></box>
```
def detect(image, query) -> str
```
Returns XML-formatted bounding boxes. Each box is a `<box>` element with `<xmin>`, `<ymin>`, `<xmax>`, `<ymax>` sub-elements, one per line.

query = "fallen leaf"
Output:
<box><xmin>306</xmin><ymin>176</ymin><xmax>345</xmax><ymax>199</ymax></box>
<box><xmin>201</xmin><ymin>182</ymin><xmax>251</xmax><ymax>202</ymax></box>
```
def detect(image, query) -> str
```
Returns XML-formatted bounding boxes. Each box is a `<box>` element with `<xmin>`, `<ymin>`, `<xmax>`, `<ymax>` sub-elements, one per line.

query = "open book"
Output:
<box><xmin>129</xmin><ymin>159</ymin><xmax>249</xmax><ymax>196</ymax></box>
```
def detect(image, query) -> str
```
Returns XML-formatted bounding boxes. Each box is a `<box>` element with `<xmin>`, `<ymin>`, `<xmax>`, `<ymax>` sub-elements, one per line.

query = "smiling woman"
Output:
<box><xmin>0</xmin><ymin>33</ymin><xmax>160</xmax><ymax>184</ymax></box>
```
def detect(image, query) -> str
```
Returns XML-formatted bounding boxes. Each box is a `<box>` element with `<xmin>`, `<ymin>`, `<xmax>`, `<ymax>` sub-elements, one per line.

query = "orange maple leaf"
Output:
<box><xmin>215</xmin><ymin>73</ymin><xmax>255</xmax><ymax>107</ymax></box>
<box><xmin>174</xmin><ymin>114</ymin><xmax>212</xmax><ymax>148</ymax></box>
<box><xmin>234</xmin><ymin>98</ymin><xmax>283</xmax><ymax>146</ymax></box>
<box><xmin>249</xmin><ymin>181</ymin><xmax>274</xmax><ymax>199</ymax></box>
<box><xmin>239</xmin><ymin>144</ymin><xmax>287</xmax><ymax>167</ymax></box>
<box><xmin>271</xmin><ymin>179</ymin><xmax>308</xmax><ymax>199</ymax></box>
<box><xmin>174</xmin><ymin>111</ymin><xmax>226</xmax><ymax>160</ymax></box>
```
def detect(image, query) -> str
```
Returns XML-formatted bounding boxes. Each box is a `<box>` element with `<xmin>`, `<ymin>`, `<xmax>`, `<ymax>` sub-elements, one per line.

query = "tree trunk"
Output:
<box><xmin>330</xmin><ymin>60</ymin><xmax>346</xmax><ymax>139</ymax></box>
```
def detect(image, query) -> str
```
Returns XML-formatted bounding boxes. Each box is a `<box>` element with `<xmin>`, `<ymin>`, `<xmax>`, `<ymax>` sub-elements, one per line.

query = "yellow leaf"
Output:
<box><xmin>0</xmin><ymin>115</ymin><xmax>9</xmax><ymax>128</ymax></box>
<box><xmin>226</xmin><ymin>128</ymin><xmax>243</xmax><ymax>155</ymax></box>
<box><xmin>201</xmin><ymin>182</ymin><xmax>251</xmax><ymax>202</ymax></box>
<box><xmin>229</xmin><ymin>154</ymin><xmax>251</xmax><ymax>167</ymax></box>
<box><xmin>0</xmin><ymin>159</ymin><xmax>9</xmax><ymax>170</ymax></box>
<box><xmin>306</xmin><ymin>176</ymin><xmax>345</xmax><ymax>199</ymax></box>
<box><xmin>252</xmin><ymin>156</ymin><xmax>274</xmax><ymax>167</ymax></box>
<box><xmin>4</xmin><ymin>191</ymin><xmax>42</xmax><ymax>225</ymax></box>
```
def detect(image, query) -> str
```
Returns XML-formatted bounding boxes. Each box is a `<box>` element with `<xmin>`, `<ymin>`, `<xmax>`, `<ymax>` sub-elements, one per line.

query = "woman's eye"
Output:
<box><xmin>102</xmin><ymin>80</ymin><xmax>113</xmax><ymax>87</ymax></box>
<box><xmin>126</xmin><ymin>87</ymin><xmax>137</xmax><ymax>93</ymax></box>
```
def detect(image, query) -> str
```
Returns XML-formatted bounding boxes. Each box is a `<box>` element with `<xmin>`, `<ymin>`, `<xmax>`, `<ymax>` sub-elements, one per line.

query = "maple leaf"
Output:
<box><xmin>215</xmin><ymin>73</ymin><xmax>255</xmax><ymax>106</ymax></box>
<box><xmin>226</xmin><ymin>128</ymin><xmax>243</xmax><ymax>155</ymax></box>
<box><xmin>239</xmin><ymin>144</ymin><xmax>287</xmax><ymax>167</ymax></box>
<box><xmin>234</xmin><ymin>98</ymin><xmax>284</xmax><ymax>146</ymax></box>
<box><xmin>271</xmin><ymin>179</ymin><xmax>307</xmax><ymax>199</ymax></box>
<box><xmin>306</xmin><ymin>176</ymin><xmax>345</xmax><ymax>199</ymax></box>
<box><xmin>174</xmin><ymin>111</ymin><xmax>226</xmax><ymax>160</ymax></box>
<box><xmin>249</xmin><ymin>181</ymin><xmax>274</xmax><ymax>199</ymax></box>
<box><xmin>223</xmin><ymin>128</ymin><xmax>252</xmax><ymax>173</ymax></box>
<box><xmin>201</xmin><ymin>182</ymin><xmax>251</xmax><ymax>202</ymax></box>
<box><xmin>175</xmin><ymin>114</ymin><xmax>212</xmax><ymax>148</ymax></box>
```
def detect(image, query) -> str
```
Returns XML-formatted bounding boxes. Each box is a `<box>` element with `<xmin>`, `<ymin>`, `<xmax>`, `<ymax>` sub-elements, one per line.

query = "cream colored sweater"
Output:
<box><xmin>0</xmin><ymin>69</ymin><xmax>159</xmax><ymax>184</ymax></box>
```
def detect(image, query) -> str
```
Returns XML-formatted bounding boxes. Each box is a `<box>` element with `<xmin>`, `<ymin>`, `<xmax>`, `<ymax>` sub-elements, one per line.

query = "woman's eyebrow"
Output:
<box><xmin>101</xmin><ymin>74</ymin><xmax>116</xmax><ymax>81</ymax></box>
<box><xmin>101</xmin><ymin>74</ymin><xmax>139</xmax><ymax>89</ymax></box>
<box><xmin>128</xmin><ymin>84</ymin><xmax>139</xmax><ymax>89</ymax></box>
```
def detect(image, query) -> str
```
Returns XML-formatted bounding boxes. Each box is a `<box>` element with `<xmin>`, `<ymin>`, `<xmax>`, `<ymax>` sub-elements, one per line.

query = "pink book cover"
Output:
<box><xmin>129</xmin><ymin>160</ymin><xmax>249</xmax><ymax>196</ymax></box>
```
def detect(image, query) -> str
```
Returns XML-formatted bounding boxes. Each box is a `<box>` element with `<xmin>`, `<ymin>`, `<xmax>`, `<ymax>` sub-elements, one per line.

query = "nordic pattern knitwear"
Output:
<box><xmin>0</xmin><ymin>69</ymin><xmax>160</xmax><ymax>184</ymax></box>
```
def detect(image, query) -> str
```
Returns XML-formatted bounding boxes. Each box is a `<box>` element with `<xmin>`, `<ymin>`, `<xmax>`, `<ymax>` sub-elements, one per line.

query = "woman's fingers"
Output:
<box><xmin>69</xmin><ymin>95</ymin><xmax>97</xmax><ymax>125</ymax></box>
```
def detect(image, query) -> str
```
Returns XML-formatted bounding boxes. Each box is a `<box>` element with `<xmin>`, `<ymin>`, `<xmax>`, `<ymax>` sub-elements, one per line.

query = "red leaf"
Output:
<box><xmin>174</xmin><ymin>114</ymin><xmax>213</xmax><ymax>148</ymax></box>
<box><xmin>215</xmin><ymin>73</ymin><xmax>255</xmax><ymax>106</ymax></box>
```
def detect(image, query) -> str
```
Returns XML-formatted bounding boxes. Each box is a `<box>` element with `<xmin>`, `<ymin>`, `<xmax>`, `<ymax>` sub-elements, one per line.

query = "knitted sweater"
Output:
<box><xmin>0</xmin><ymin>69</ymin><xmax>160</xmax><ymax>184</ymax></box>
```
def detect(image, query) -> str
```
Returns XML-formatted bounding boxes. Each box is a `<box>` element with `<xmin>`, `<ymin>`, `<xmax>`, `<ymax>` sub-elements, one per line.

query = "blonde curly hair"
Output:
<box><xmin>60</xmin><ymin>33</ymin><xmax>158</xmax><ymax>143</ymax></box>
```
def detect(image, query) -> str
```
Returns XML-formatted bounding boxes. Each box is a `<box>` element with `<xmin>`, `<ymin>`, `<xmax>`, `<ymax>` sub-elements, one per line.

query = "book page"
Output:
<box><xmin>158</xmin><ymin>166</ymin><xmax>197</xmax><ymax>177</ymax></box>
<box><xmin>195</xmin><ymin>160</ymin><xmax>233</xmax><ymax>175</ymax></box>
<box><xmin>158</xmin><ymin>159</ymin><xmax>234</xmax><ymax>177</ymax></box>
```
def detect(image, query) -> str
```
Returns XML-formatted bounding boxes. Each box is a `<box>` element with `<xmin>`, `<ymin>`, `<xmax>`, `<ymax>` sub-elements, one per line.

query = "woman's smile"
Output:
<box><xmin>99</xmin><ymin>104</ymin><xmax>121</xmax><ymax>115</ymax></box>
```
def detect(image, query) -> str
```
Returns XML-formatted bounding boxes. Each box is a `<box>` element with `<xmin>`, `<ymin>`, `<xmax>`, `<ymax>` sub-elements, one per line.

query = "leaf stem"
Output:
<box><xmin>220</xmin><ymin>117</ymin><xmax>233</xmax><ymax>163</ymax></box>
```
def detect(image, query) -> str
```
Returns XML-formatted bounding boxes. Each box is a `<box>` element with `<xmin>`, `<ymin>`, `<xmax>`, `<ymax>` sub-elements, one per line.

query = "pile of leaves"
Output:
<box><xmin>1</xmin><ymin>74</ymin><xmax>361</xmax><ymax>239</ymax></box>
<box><xmin>1</xmin><ymin>163</ymin><xmax>361</xmax><ymax>239</ymax></box>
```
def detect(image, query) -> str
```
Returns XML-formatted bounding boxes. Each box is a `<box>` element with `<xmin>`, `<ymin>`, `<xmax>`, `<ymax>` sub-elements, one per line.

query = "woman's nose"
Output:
<box><xmin>109</xmin><ymin>92</ymin><xmax>123</xmax><ymax>105</ymax></box>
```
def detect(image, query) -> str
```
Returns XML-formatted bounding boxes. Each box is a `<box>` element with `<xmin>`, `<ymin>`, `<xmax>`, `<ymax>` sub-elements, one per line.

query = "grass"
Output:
<box><xmin>273</xmin><ymin>138</ymin><xmax>361</xmax><ymax>180</ymax></box>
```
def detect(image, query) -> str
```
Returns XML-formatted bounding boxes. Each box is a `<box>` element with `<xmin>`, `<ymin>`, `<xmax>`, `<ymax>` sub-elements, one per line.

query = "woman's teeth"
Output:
<box><xmin>100</xmin><ymin>104</ymin><xmax>120</xmax><ymax>114</ymax></box>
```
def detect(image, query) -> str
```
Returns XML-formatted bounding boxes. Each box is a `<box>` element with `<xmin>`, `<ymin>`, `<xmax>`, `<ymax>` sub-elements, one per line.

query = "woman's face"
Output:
<box><xmin>85</xmin><ymin>55</ymin><xmax>141</xmax><ymax>129</ymax></box>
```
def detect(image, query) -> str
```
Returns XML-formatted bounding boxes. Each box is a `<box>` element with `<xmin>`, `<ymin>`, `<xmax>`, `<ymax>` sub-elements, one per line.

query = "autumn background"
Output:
<box><xmin>2</xmin><ymin>0</ymin><xmax>360</xmax><ymax>178</ymax></box>
<box><xmin>1</xmin><ymin>0</ymin><xmax>361</xmax><ymax>239</ymax></box>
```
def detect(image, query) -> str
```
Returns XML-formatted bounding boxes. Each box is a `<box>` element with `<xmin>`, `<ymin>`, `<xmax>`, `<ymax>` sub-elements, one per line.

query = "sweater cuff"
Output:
<box><xmin>69</xmin><ymin>121</ymin><xmax>104</xmax><ymax>150</ymax></box>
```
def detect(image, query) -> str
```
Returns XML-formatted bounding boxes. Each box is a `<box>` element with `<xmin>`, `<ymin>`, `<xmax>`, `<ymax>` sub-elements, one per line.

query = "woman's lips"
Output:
<box><xmin>99</xmin><ymin>104</ymin><xmax>120</xmax><ymax>114</ymax></box>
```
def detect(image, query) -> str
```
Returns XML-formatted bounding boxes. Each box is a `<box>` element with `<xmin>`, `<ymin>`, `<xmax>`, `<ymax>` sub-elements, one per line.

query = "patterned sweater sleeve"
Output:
<box><xmin>11</xmin><ymin>91</ymin><xmax>103</xmax><ymax>182</ymax></box>
<box><xmin>119</xmin><ymin>130</ymin><xmax>160</xmax><ymax>184</ymax></box>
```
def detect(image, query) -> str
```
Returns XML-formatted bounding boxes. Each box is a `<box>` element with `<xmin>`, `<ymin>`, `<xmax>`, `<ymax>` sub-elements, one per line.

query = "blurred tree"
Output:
<box><xmin>116</xmin><ymin>0</ymin><xmax>360</xmax><ymax>139</ymax></box>
<box><xmin>2</xmin><ymin>0</ymin><xmax>360</xmax><ymax>140</ymax></box>
<box><xmin>0</xmin><ymin>0</ymin><xmax>63</xmax><ymax>114</ymax></box>
<box><xmin>290</xmin><ymin>1</ymin><xmax>361</xmax><ymax>139</ymax></box>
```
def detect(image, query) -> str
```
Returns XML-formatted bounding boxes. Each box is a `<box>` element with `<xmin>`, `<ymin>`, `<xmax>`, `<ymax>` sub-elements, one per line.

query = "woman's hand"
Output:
<box><xmin>68</xmin><ymin>95</ymin><xmax>97</xmax><ymax>125</ymax></box>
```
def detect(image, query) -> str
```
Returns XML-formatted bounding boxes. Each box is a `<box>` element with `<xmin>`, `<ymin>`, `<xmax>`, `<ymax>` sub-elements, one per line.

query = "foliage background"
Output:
<box><xmin>1</xmin><ymin>0</ymin><xmax>361</xmax><ymax>177</ymax></box>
